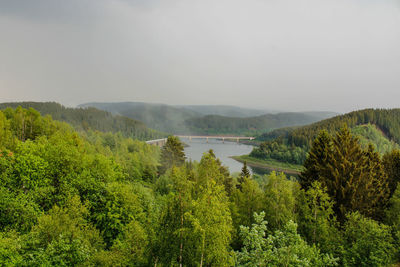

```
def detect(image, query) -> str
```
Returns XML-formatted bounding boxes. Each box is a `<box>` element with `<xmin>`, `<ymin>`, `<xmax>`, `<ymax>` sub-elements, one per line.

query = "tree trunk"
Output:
<box><xmin>179</xmin><ymin>194</ymin><xmax>183</xmax><ymax>267</ymax></box>
<box><xmin>200</xmin><ymin>230</ymin><xmax>205</xmax><ymax>267</ymax></box>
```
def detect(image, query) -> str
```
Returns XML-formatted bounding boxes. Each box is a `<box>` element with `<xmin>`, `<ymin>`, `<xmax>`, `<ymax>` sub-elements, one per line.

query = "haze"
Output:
<box><xmin>1</xmin><ymin>0</ymin><xmax>399</xmax><ymax>112</ymax></box>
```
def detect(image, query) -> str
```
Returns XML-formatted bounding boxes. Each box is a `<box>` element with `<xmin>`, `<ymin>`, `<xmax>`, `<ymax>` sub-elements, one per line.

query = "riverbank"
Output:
<box><xmin>231</xmin><ymin>155</ymin><xmax>303</xmax><ymax>175</ymax></box>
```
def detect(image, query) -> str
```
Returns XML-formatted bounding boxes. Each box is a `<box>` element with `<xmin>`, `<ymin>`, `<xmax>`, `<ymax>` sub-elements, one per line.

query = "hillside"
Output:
<box><xmin>184</xmin><ymin>112</ymin><xmax>335</xmax><ymax>135</ymax></box>
<box><xmin>79</xmin><ymin>102</ymin><xmax>200</xmax><ymax>133</ymax></box>
<box><xmin>0</xmin><ymin>102</ymin><xmax>165</xmax><ymax>140</ymax></box>
<box><xmin>80</xmin><ymin>102</ymin><xmax>336</xmax><ymax>135</ymax></box>
<box><xmin>352</xmin><ymin>124</ymin><xmax>399</xmax><ymax>154</ymax></box>
<box><xmin>258</xmin><ymin>109</ymin><xmax>400</xmax><ymax>144</ymax></box>
<box><xmin>251</xmin><ymin>108</ymin><xmax>400</xmax><ymax>165</ymax></box>
<box><xmin>178</xmin><ymin>105</ymin><xmax>274</xmax><ymax>117</ymax></box>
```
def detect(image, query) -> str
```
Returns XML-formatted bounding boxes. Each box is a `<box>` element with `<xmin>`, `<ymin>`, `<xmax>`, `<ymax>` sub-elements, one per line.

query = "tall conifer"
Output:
<box><xmin>300</xmin><ymin>130</ymin><xmax>333</xmax><ymax>190</ymax></box>
<box><xmin>301</xmin><ymin>126</ymin><xmax>389</xmax><ymax>221</ymax></box>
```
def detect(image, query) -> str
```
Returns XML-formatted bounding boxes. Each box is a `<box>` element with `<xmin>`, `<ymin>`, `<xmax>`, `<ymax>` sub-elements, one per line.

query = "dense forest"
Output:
<box><xmin>1</xmin><ymin>106</ymin><xmax>399</xmax><ymax>266</ymax></box>
<box><xmin>252</xmin><ymin>109</ymin><xmax>400</xmax><ymax>165</ymax></box>
<box><xmin>0</xmin><ymin>102</ymin><xmax>165</xmax><ymax>141</ymax></box>
<box><xmin>79</xmin><ymin>102</ymin><xmax>201</xmax><ymax>133</ymax></box>
<box><xmin>80</xmin><ymin>102</ymin><xmax>336</xmax><ymax>135</ymax></box>
<box><xmin>184</xmin><ymin>112</ymin><xmax>334</xmax><ymax>136</ymax></box>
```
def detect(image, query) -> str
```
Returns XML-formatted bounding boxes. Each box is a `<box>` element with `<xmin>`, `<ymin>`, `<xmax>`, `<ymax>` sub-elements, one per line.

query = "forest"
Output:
<box><xmin>1</xmin><ymin>106</ymin><xmax>400</xmax><ymax>266</ymax></box>
<box><xmin>183</xmin><ymin>112</ymin><xmax>332</xmax><ymax>136</ymax></box>
<box><xmin>0</xmin><ymin>102</ymin><xmax>165</xmax><ymax>141</ymax></box>
<box><xmin>80</xmin><ymin>102</ymin><xmax>336</xmax><ymax>135</ymax></box>
<box><xmin>251</xmin><ymin>109</ymin><xmax>400</xmax><ymax>165</ymax></box>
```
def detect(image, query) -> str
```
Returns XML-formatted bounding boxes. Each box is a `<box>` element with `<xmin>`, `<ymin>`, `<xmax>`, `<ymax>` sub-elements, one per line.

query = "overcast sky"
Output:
<box><xmin>0</xmin><ymin>0</ymin><xmax>399</xmax><ymax>112</ymax></box>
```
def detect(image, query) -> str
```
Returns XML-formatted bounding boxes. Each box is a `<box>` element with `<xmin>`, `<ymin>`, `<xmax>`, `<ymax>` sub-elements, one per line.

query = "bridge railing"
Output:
<box><xmin>175</xmin><ymin>135</ymin><xmax>255</xmax><ymax>143</ymax></box>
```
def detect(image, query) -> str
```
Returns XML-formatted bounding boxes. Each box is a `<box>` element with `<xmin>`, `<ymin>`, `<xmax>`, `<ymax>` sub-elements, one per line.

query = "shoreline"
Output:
<box><xmin>231</xmin><ymin>155</ymin><xmax>302</xmax><ymax>175</ymax></box>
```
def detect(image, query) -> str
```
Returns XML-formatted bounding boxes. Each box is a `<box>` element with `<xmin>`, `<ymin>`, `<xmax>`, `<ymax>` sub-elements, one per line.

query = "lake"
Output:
<box><xmin>181</xmin><ymin>137</ymin><xmax>270</xmax><ymax>175</ymax></box>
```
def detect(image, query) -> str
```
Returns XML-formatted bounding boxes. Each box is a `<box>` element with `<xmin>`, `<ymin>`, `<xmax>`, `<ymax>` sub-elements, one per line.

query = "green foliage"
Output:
<box><xmin>250</xmin><ymin>138</ymin><xmax>308</xmax><ymax>165</ymax></box>
<box><xmin>237</xmin><ymin>161</ymin><xmax>251</xmax><ymax>189</ymax></box>
<box><xmin>0</xmin><ymin>102</ymin><xmax>165</xmax><ymax>140</ymax></box>
<box><xmin>0</xmin><ymin>106</ymin><xmax>398</xmax><ymax>266</ymax></box>
<box><xmin>385</xmin><ymin>183</ymin><xmax>400</xmax><ymax>260</ymax></box>
<box><xmin>341</xmin><ymin>212</ymin><xmax>395</xmax><ymax>267</ymax></box>
<box><xmin>352</xmin><ymin>124</ymin><xmax>399</xmax><ymax>154</ymax></box>
<box><xmin>383</xmin><ymin>149</ymin><xmax>400</xmax><ymax>197</ymax></box>
<box><xmin>159</xmin><ymin>136</ymin><xmax>186</xmax><ymax>174</ymax></box>
<box><xmin>297</xmin><ymin>181</ymin><xmax>340</xmax><ymax>255</ymax></box>
<box><xmin>155</xmin><ymin>167</ymin><xmax>195</xmax><ymax>266</ymax></box>
<box><xmin>263</xmin><ymin>172</ymin><xmax>300</xmax><ymax>231</ymax></box>
<box><xmin>300</xmin><ymin>130</ymin><xmax>333</xmax><ymax>190</ymax></box>
<box><xmin>230</xmin><ymin>176</ymin><xmax>264</xmax><ymax>249</ymax></box>
<box><xmin>24</xmin><ymin>195</ymin><xmax>104</xmax><ymax>266</ymax></box>
<box><xmin>196</xmin><ymin>150</ymin><xmax>230</xmax><ymax>189</ymax></box>
<box><xmin>300</xmin><ymin>127</ymin><xmax>390</xmax><ymax>221</ymax></box>
<box><xmin>93</xmin><ymin>182</ymin><xmax>148</xmax><ymax>247</ymax></box>
<box><xmin>156</xmin><ymin>154</ymin><xmax>234</xmax><ymax>266</ymax></box>
<box><xmin>0</xmin><ymin>188</ymin><xmax>40</xmax><ymax>233</ymax></box>
<box><xmin>0</xmin><ymin>231</ymin><xmax>24</xmax><ymax>266</ymax></box>
<box><xmin>236</xmin><ymin>212</ymin><xmax>337</xmax><ymax>266</ymax></box>
<box><xmin>255</xmin><ymin>109</ymin><xmax>400</xmax><ymax>165</ymax></box>
<box><xmin>94</xmin><ymin>220</ymin><xmax>149</xmax><ymax>266</ymax></box>
<box><xmin>187</xmin><ymin>180</ymin><xmax>234</xmax><ymax>266</ymax></box>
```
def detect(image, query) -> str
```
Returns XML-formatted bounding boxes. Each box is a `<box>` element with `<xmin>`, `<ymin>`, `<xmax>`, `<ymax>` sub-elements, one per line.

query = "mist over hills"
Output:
<box><xmin>80</xmin><ymin>102</ymin><xmax>337</xmax><ymax>135</ymax></box>
<box><xmin>177</xmin><ymin>105</ymin><xmax>276</xmax><ymax>117</ymax></box>
<box><xmin>0</xmin><ymin>102</ymin><xmax>165</xmax><ymax>140</ymax></box>
<box><xmin>184</xmin><ymin>112</ymin><xmax>336</xmax><ymax>136</ymax></box>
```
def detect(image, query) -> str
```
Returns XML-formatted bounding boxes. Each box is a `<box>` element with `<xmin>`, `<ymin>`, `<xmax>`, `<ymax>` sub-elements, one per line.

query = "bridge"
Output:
<box><xmin>145</xmin><ymin>138</ymin><xmax>167</xmax><ymax>147</ymax></box>
<box><xmin>175</xmin><ymin>135</ymin><xmax>255</xmax><ymax>143</ymax></box>
<box><xmin>145</xmin><ymin>135</ymin><xmax>255</xmax><ymax>147</ymax></box>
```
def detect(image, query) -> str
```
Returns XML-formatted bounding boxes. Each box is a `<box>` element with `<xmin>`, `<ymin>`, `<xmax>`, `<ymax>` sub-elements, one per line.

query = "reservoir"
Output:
<box><xmin>181</xmin><ymin>137</ymin><xmax>263</xmax><ymax>175</ymax></box>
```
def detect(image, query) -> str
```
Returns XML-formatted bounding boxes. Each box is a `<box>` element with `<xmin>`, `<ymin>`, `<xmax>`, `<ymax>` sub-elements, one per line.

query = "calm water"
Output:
<box><xmin>182</xmin><ymin>137</ymin><xmax>259</xmax><ymax>174</ymax></box>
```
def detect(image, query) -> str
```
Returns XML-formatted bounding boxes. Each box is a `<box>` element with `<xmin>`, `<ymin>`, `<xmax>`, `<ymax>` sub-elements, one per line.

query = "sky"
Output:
<box><xmin>0</xmin><ymin>0</ymin><xmax>399</xmax><ymax>112</ymax></box>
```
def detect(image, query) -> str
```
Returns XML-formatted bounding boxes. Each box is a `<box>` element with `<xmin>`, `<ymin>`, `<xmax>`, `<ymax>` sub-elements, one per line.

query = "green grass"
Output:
<box><xmin>351</xmin><ymin>124</ymin><xmax>399</xmax><ymax>154</ymax></box>
<box><xmin>231</xmin><ymin>155</ymin><xmax>303</xmax><ymax>175</ymax></box>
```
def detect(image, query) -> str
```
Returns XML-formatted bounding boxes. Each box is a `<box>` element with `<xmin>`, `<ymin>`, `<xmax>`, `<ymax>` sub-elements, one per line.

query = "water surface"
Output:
<box><xmin>182</xmin><ymin>137</ymin><xmax>254</xmax><ymax>174</ymax></box>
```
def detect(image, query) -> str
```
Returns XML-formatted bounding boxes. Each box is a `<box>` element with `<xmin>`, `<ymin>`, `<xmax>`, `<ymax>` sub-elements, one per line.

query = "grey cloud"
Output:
<box><xmin>0</xmin><ymin>0</ymin><xmax>399</xmax><ymax>112</ymax></box>
<box><xmin>0</xmin><ymin>0</ymin><xmax>105</xmax><ymax>22</ymax></box>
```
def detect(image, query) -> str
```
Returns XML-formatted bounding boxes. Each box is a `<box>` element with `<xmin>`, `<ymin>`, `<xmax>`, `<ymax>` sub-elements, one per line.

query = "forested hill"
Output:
<box><xmin>258</xmin><ymin>109</ymin><xmax>400</xmax><ymax>145</ymax></box>
<box><xmin>80</xmin><ymin>102</ymin><xmax>337</xmax><ymax>135</ymax></box>
<box><xmin>178</xmin><ymin>105</ymin><xmax>275</xmax><ymax>117</ymax></box>
<box><xmin>79</xmin><ymin>102</ymin><xmax>201</xmax><ymax>133</ymax></box>
<box><xmin>184</xmin><ymin>112</ymin><xmax>335</xmax><ymax>135</ymax></box>
<box><xmin>251</xmin><ymin>108</ymin><xmax>400</xmax><ymax>165</ymax></box>
<box><xmin>1</xmin><ymin>106</ymin><xmax>400</xmax><ymax>266</ymax></box>
<box><xmin>0</xmin><ymin>102</ymin><xmax>165</xmax><ymax>140</ymax></box>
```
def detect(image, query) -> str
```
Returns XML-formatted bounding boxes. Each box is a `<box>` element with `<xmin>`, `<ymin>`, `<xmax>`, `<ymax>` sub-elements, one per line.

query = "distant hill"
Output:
<box><xmin>252</xmin><ymin>108</ymin><xmax>400</xmax><ymax>165</ymax></box>
<box><xmin>80</xmin><ymin>102</ymin><xmax>337</xmax><ymax>135</ymax></box>
<box><xmin>0</xmin><ymin>102</ymin><xmax>165</xmax><ymax>140</ymax></box>
<box><xmin>258</xmin><ymin>108</ymin><xmax>400</xmax><ymax>145</ymax></box>
<box><xmin>184</xmin><ymin>112</ymin><xmax>335</xmax><ymax>136</ymax></box>
<box><xmin>178</xmin><ymin>105</ymin><xmax>275</xmax><ymax>118</ymax></box>
<box><xmin>79</xmin><ymin>102</ymin><xmax>200</xmax><ymax>133</ymax></box>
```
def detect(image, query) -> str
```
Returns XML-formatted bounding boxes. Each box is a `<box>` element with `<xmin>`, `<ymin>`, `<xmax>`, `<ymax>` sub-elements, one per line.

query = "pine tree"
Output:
<box><xmin>383</xmin><ymin>149</ymin><xmax>400</xmax><ymax>197</ymax></box>
<box><xmin>237</xmin><ymin>161</ymin><xmax>250</xmax><ymax>190</ymax></box>
<box><xmin>158</xmin><ymin>136</ymin><xmax>186</xmax><ymax>174</ymax></box>
<box><xmin>301</xmin><ymin>126</ymin><xmax>390</xmax><ymax>222</ymax></box>
<box><xmin>300</xmin><ymin>130</ymin><xmax>333</xmax><ymax>190</ymax></box>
